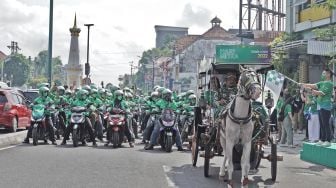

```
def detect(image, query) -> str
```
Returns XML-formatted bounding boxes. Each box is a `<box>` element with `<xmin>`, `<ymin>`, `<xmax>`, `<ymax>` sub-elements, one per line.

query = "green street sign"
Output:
<box><xmin>216</xmin><ymin>45</ymin><xmax>271</xmax><ymax>64</ymax></box>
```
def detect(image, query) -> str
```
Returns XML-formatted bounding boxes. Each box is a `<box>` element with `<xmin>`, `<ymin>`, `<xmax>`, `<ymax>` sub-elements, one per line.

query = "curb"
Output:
<box><xmin>0</xmin><ymin>130</ymin><xmax>27</xmax><ymax>148</ymax></box>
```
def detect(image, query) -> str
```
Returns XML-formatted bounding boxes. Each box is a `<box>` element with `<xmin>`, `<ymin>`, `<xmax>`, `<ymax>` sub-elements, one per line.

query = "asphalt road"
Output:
<box><xmin>0</xmin><ymin>136</ymin><xmax>335</xmax><ymax>188</ymax></box>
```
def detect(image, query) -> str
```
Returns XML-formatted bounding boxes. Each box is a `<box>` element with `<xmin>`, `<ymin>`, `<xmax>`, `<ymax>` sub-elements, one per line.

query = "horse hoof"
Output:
<box><xmin>242</xmin><ymin>177</ymin><xmax>249</xmax><ymax>186</ymax></box>
<box><xmin>228</xmin><ymin>180</ymin><xmax>234</xmax><ymax>187</ymax></box>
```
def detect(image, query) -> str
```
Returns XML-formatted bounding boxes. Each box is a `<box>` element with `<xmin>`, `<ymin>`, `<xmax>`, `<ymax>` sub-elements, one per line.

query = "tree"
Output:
<box><xmin>3</xmin><ymin>54</ymin><xmax>30</xmax><ymax>86</ymax></box>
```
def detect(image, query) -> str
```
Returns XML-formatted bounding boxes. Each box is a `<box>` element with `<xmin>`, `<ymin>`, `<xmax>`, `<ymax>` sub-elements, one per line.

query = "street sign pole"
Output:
<box><xmin>47</xmin><ymin>0</ymin><xmax>53</xmax><ymax>85</ymax></box>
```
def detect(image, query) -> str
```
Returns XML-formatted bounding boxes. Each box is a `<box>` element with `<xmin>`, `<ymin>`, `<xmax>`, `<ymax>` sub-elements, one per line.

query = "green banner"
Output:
<box><xmin>216</xmin><ymin>45</ymin><xmax>271</xmax><ymax>64</ymax></box>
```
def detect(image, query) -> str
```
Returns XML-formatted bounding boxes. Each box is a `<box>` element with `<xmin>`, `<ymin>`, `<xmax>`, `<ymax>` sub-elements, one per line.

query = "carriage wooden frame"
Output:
<box><xmin>190</xmin><ymin>45</ymin><xmax>283</xmax><ymax>182</ymax></box>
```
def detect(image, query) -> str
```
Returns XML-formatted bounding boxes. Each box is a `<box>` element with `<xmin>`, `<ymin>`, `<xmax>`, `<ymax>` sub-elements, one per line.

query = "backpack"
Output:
<box><xmin>277</xmin><ymin>96</ymin><xmax>293</xmax><ymax>122</ymax></box>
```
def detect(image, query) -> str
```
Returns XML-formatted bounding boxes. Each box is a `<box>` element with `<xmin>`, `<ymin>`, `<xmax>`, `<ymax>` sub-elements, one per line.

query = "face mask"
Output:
<box><xmin>117</xmin><ymin>96</ymin><xmax>122</xmax><ymax>100</ymax></box>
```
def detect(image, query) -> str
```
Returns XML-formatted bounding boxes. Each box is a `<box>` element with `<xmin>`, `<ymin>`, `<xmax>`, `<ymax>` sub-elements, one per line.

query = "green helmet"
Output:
<box><xmin>91</xmin><ymin>88</ymin><xmax>98</xmax><ymax>95</ymax></box>
<box><xmin>153</xmin><ymin>85</ymin><xmax>160</xmax><ymax>91</ymax></box>
<box><xmin>65</xmin><ymin>89</ymin><xmax>72</xmax><ymax>95</ymax></box>
<box><xmin>106</xmin><ymin>91</ymin><xmax>112</xmax><ymax>97</ymax></box>
<box><xmin>114</xmin><ymin>90</ymin><xmax>124</xmax><ymax>97</ymax></box>
<box><xmin>39</xmin><ymin>86</ymin><xmax>50</xmax><ymax>97</ymax></box>
<box><xmin>77</xmin><ymin>89</ymin><xmax>88</xmax><ymax>99</ymax></box>
<box><xmin>150</xmin><ymin>91</ymin><xmax>159</xmax><ymax>98</ymax></box>
<box><xmin>125</xmin><ymin>92</ymin><xmax>133</xmax><ymax>99</ymax></box>
<box><xmin>57</xmin><ymin>86</ymin><xmax>65</xmax><ymax>95</ymax></box>
<box><xmin>90</xmin><ymin>83</ymin><xmax>98</xmax><ymax>90</ymax></box>
<box><xmin>123</xmin><ymin>87</ymin><xmax>131</xmax><ymax>93</ymax></box>
<box><xmin>82</xmin><ymin>85</ymin><xmax>91</xmax><ymax>92</ymax></box>
<box><xmin>98</xmin><ymin>88</ymin><xmax>106</xmax><ymax>94</ymax></box>
<box><xmin>162</xmin><ymin>89</ymin><xmax>172</xmax><ymax>100</ymax></box>
<box><xmin>38</xmin><ymin>83</ymin><xmax>50</xmax><ymax>89</ymax></box>
<box><xmin>186</xmin><ymin>90</ymin><xmax>195</xmax><ymax>96</ymax></box>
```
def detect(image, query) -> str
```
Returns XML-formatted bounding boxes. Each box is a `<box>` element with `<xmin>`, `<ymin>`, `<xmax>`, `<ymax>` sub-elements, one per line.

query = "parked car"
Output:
<box><xmin>0</xmin><ymin>88</ymin><xmax>32</xmax><ymax>132</ymax></box>
<box><xmin>22</xmin><ymin>89</ymin><xmax>39</xmax><ymax>103</ymax></box>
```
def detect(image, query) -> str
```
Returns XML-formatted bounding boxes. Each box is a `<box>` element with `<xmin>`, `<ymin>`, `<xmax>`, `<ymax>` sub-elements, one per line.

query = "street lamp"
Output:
<box><xmin>84</xmin><ymin>23</ymin><xmax>94</xmax><ymax>84</ymax></box>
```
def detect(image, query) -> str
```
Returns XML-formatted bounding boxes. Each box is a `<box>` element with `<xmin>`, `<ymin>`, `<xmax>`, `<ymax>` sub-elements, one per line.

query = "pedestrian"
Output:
<box><xmin>292</xmin><ymin>89</ymin><xmax>303</xmax><ymax>134</ymax></box>
<box><xmin>301</xmin><ymin>69</ymin><xmax>333</xmax><ymax>147</ymax></box>
<box><xmin>302</xmin><ymin>90</ymin><xmax>320</xmax><ymax>142</ymax></box>
<box><xmin>280</xmin><ymin>93</ymin><xmax>295</xmax><ymax>148</ymax></box>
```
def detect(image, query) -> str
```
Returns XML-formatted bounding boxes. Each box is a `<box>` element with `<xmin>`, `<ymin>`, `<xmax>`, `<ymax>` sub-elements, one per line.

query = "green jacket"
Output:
<box><xmin>156</xmin><ymin>99</ymin><xmax>178</xmax><ymax>111</ymax></box>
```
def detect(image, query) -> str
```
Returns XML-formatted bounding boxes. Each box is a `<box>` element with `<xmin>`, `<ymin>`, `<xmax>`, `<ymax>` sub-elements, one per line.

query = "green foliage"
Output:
<box><xmin>3</xmin><ymin>54</ymin><xmax>30</xmax><ymax>86</ymax></box>
<box><xmin>311</xmin><ymin>0</ymin><xmax>336</xmax><ymax>10</ymax></box>
<box><xmin>28</xmin><ymin>76</ymin><xmax>48</xmax><ymax>88</ymax></box>
<box><xmin>136</xmin><ymin>39</ymin><xmax>176</xmax><ymax>90</ymax></box>
<box><xmin>313</xmin><ymin>25</ymin><xmax>336</xmax><ymax>41</ymax></box>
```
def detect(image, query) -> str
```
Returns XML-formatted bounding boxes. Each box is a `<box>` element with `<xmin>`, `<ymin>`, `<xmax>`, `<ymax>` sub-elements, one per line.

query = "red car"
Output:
<box><xmin>0</xmin><ymin>88</ymin><xmax>32</xmax><ymax>132</ymax></box>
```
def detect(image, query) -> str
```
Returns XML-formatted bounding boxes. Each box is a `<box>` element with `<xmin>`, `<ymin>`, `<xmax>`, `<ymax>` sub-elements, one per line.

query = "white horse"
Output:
<box><xmin>219</xmin><ymin>66</ymin><xmax>261</xmax><ymax>187</ymax></box>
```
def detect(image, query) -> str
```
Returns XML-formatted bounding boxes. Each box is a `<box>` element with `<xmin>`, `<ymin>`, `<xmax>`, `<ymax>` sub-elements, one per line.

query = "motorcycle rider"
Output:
<box><xmin>145</xmin><ymin>89</ymin><xmax>184</xmax><ymax>151</ymax></box>
<box><xmin>141</xmin><ymin>91</ymin><xmax>160</xmax><ymax>143</ymax></box>
<box><xmin>61</xmin><ymin>89</ymin><xmax>97</xmax><ymax>146</ymax></box>
<box><xmin>53</xmin><ymin>86</ymin><xmax>68</xmax><ymax>139</ymax></box>
<box><xmin>23</xmin><ymin>86</ymin><xmax>57</xmax><ymax>145</ymax></box>
<box><xmin>105</xmin><ymin>90</ymin><xmax>134</xmax><ymax>147</ymax></box>
<box><xmin>125</xmin><ymin>92</ymin><xmax>139</xmax><ymax>139</ymax></box>
<box><xmin>89</xmin><ymin>88</ymin><xmax>104</xmax><ymax>141</ymax></box>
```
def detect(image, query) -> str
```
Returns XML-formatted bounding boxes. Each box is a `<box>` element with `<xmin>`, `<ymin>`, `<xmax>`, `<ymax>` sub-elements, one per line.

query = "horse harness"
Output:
<box><xmin>223</xmin><ymin>96</ymin><xmax>253</xmax><ymax>126</ymax></box>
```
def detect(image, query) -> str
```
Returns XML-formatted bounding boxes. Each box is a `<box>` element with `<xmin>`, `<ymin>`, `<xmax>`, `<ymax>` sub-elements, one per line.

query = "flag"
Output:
<box><xmin>265</xmin><ymin>70</ymin><xmax>285</xmax><ymax>112</ymax></box>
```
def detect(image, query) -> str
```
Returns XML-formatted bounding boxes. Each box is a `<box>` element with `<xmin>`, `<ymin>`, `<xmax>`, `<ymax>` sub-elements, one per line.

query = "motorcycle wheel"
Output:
<box><xmin>32</xmin><ymin>127</ymin><xmax>38</xmax><ymax>146</ymax></box>
<box><xmin>164</xmin><ymin>134</ymin><xmax>173</xmax><ymax>153</ymax></box>
<box><xmin>72</xmin><ymin>127</ymin><xmax>79</xmax><ymax>147</ymax></box>
<box><xmin>204</xmin><ymin>145</ymin><xmax>211</xmax><ymax>177</ymax></box>
<box><xmin>112</xmin><ymin>132</ymin><xmax>119</xmax><ymax>148</ymax></box>
<box><xmin>181</xmin><ymin>125</ymin><xmax>187</xmax><ymax>143</ymax></box>
<box><xmin>132</xmin><ymin>120</ymin><xmax>138</xmax><ymax>139</ymax></box>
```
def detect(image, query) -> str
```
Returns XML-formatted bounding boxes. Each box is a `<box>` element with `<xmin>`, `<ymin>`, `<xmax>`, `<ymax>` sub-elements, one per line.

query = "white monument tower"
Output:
<box><xmin>65</xmin><ymin>14</ymin><xmax>83</xmax><ymax>89</ymax></box>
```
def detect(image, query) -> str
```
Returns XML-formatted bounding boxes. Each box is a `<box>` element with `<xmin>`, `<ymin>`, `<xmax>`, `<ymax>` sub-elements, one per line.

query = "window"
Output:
<box><xmin>11</xmin><ymin>93</ymin><xmax>19</xmax><ymax>104</ymax></box>
<box><xmin>0</xmin><ymin>94</ymin><xmax>8</xmax><ymax>103</ymax></box>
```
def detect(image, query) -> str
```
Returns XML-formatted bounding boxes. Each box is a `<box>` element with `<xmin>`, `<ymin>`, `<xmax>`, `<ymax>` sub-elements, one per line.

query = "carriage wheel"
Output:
<box><xmin>191</xmin><ymin>127</ymin><xmax>199</xmax><ymax>167</ymax></box>
<box><xmin>204</xmin><ymin>145</ymin><xmax>211</xmax><ymax>177</ymax></box>
<box><xmin>271</xmin><ymin>142</ymin><xmax>277</xmax><ymax>181</ymax></box>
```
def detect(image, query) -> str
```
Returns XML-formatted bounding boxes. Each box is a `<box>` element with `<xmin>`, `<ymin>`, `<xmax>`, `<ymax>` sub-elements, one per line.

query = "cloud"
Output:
<box><xmin>176</xmin><ymin>3</ymin><xmax>212</xmax><ymax>28</ymax></box>
<box><xmin>0</xmin><ymin>0</ymin><xmax>239</xmax><ymax>86</ymax></box>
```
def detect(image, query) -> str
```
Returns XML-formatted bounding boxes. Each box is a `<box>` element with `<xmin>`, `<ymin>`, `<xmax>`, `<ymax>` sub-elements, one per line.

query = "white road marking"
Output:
<box><xmin>162</xmin><ymin>165</ymin><xmax>177</xmax><ymax>187</ymax></box>
<box><xmin>0</xmin><ymin>144</ymin><xmax>19</xmax><ymax>151</ymax></box>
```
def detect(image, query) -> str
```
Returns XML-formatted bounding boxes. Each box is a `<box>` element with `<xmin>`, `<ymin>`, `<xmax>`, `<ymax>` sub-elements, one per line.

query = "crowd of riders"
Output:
<box><xmin>22</xmin><ymin>82</ymin><xmax>197</xmax><ymax>151</ymax></box>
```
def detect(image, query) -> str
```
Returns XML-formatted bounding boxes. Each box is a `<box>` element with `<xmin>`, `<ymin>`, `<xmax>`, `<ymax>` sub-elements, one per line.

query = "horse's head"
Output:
<box><xmin>237</xmin><ymin>66</ymin><xmax>261</xmax><ymax>100</ymax></box>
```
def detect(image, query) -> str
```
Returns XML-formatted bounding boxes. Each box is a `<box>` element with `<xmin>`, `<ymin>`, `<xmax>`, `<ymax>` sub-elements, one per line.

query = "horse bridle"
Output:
<box><xmin>238</xmin><ymin>70</ymin><xmax>261</xmax><ymax>100</ymax></box>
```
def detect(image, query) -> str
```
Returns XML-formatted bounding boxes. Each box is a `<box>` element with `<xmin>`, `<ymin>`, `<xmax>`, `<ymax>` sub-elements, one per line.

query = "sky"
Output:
<box><xmin>0</xmin><ymin>0</ymin><xmax>240</xmax><ymax>85</ymax></box>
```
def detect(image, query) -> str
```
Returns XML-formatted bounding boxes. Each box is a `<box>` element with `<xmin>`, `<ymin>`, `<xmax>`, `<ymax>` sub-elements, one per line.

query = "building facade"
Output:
<box><xmin>155</xmin><ymin>25</ymin><xmax>188</xmax><ymax>48</ymax></box>
<box><xmin>280</xmin><ymin>0</ymin><xmax>336</xmax><ymax>83</ymax></box>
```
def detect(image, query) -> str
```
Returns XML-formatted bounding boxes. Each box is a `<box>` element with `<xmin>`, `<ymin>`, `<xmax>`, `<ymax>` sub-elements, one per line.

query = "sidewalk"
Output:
<box><xmin>0</xmin><ymin>130</ymin><xmax>27</xmax><ymax>148</ymax></box>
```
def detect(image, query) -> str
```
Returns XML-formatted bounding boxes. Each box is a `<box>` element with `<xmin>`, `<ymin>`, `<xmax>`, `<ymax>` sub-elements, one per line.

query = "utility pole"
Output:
<box><xmin>84</xmin><ymin>24</ymin><xmax>94</xmax><ymax>85</ymax></box>
<box><xmin>129</xmin><ymin>61</ymin><xmax>138</xmax><ymax>87</ymax></box>
<box><xmin>7</xmin><ymin>41</ymin><xmax>21</xmax><ymax>54</ymax></box>
<box><xmin>47</xmin><ymin>0</ymin><xmax>54</xmax><ymax>85</ymax></box>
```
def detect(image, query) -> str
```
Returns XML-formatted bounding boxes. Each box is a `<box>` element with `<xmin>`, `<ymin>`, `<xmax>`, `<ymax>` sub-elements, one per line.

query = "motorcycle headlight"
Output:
<box><xmin>162</xmin><ymin>120</ymin><xmax>174</xmax><ymax>127</ymax></box>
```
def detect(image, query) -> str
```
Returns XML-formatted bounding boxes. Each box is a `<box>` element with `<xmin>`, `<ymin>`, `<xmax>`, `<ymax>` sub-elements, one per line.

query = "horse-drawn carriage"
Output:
<box><xmin>191</xmin><ymin>45</ymin><xmax>283</xmax><ymax>185</ymax></box>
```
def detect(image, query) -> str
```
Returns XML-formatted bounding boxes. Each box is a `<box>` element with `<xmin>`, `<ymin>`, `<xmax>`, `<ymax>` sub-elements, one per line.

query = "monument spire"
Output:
<box><xmin>70</xmin><ymin>13</ymin><xmax>81</xmax><ymax>36</ymax></box>
<box><xmin>65</xmin><ymin>13</ymin><xmax>83</xmax><ymax>89</ymax></box>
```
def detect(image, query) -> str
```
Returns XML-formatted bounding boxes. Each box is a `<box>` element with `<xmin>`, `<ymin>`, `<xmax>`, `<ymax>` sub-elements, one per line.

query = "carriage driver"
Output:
<box><xmin>219</xmin><ymin>71</ymin><xmax>238</xmax><ymax>107</ymax></box>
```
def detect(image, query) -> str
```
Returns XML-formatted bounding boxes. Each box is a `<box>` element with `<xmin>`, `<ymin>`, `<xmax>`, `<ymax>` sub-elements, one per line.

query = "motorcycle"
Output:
<box><xmin>105</xmin><ymin>108</ymin><xmax>126</xmax><ymax>148</ymax></box>
<box><xmin>70</xmin><ymin>106</ymin><xmax>87</xmax><ymax>147</ymax></box>
<box><xmin>180</xmin><ymin>110</ymin><xmax>195</xmax><ymax>146</ymax></box>
<box><xmin>158</xmin><ymin>109</ymin><xmax>178</xmax><ymax>153</ymax></box>
<box><xmin>31</xmin><ymin>104</ymin><xmax>52</xmax><ymax>146</ymax></box>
